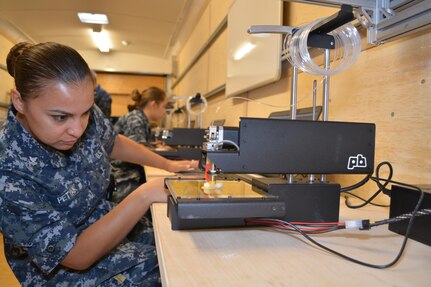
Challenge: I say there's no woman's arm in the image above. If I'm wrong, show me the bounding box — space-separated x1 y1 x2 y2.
60 178 166 270
61 135 198 270
109 134 197 172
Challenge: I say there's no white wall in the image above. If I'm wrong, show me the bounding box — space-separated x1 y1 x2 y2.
79 50 171 74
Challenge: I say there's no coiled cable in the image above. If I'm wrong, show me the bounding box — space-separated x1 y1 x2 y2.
282 18 361 76
186 94 208 116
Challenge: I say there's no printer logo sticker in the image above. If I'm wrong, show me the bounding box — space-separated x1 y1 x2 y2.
347 154 367 170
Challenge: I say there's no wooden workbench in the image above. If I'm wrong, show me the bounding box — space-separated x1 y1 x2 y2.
151 201 431 287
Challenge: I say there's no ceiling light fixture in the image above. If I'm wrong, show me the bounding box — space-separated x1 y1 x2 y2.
78 12 109 24
92 27 112 53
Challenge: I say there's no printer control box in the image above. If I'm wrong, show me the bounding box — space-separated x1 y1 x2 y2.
389 185 431 247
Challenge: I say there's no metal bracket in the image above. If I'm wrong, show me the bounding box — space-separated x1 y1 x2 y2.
249 4 355 49
284 0 431 45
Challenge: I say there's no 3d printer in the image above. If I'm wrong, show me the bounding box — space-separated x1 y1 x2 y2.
165 5 375 230
154 93 208 160
154 127 205 160
166 118 375 230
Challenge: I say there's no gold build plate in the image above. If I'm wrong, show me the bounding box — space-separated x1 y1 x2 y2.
166 179 275 200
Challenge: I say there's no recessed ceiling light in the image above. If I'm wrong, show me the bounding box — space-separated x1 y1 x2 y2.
78 13 109 24
92 29 112 53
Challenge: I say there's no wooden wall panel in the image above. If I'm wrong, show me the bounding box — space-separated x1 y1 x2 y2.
0 233 20 286
208 29 227 91
177 6 210 74
209 0 232 33
286 2 336 25
96 73 165 94
173 0 229 102
0 68 12 122
171 53 209 128
203 92 248 127
176 53 209 98
328 31 431 190
0 35 14 120
0 69 12 104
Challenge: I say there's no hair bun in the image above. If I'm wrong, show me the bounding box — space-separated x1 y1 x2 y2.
131 89 142 102
6 42 33 77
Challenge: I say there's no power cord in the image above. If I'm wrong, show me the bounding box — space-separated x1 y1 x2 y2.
340 173 371 193
248 179 427 269
342 161 392 208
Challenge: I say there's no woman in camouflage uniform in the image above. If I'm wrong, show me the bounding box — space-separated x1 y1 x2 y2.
111 87 168 203
0 42 193 286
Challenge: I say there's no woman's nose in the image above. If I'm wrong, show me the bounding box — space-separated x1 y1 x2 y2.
67 117 87 137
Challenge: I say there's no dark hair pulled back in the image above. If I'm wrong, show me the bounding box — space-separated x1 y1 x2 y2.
131 87 166 109
6 42 91 100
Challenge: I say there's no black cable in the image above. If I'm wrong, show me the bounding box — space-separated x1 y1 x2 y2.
343 161 393 209
340 173 371 192
344 189 388 209
372 208 431 227
325 181 423 268
255 180 425 269
343 191 389 207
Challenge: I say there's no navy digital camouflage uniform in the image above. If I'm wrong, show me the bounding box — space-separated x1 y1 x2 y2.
0 105 160 286
94 84 112 118
111 109 152 203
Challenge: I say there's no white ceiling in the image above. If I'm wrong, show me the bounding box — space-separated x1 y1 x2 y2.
0 0 208 60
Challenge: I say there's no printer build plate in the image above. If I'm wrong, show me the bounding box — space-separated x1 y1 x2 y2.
167 178 273 200
166 179 286 230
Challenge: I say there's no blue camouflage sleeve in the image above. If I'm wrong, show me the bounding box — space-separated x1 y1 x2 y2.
94 86 112 118
0 173 78 274
117 112 151 145
91 105 118 154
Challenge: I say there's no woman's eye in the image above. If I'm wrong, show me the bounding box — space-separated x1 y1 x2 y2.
52 115 67 121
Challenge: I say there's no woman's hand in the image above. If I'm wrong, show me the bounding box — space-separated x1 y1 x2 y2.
136 178 168 203
166 159 199 173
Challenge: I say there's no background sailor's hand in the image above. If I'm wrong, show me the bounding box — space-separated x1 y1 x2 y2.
166 159 199 173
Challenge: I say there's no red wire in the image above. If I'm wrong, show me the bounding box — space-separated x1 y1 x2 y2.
290 221 343 225
246 218 344 233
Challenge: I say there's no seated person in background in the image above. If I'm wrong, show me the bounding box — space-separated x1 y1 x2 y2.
111 87 181 203
91 70 112 118
1 42 196 286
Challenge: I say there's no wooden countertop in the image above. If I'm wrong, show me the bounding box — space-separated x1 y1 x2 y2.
151 201 431 287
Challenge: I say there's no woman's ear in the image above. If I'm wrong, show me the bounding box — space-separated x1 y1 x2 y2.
151 100 157 106
10 89 25 113
148 100 158 109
